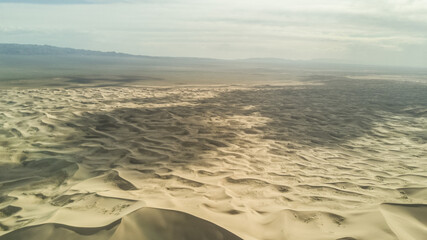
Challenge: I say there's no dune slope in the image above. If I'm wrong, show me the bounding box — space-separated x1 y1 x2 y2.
0 207 241 240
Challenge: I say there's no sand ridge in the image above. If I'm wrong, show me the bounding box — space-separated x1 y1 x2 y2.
0 207 243 240
0 79 426 239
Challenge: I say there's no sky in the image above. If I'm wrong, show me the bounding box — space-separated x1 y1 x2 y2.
0 0 426 67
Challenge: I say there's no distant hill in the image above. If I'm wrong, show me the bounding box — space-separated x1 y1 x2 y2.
0 43 393 68
0 43 420 86
0 43 135 57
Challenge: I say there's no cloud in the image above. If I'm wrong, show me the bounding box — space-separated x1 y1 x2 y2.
0 0 128 4
0 0 426 67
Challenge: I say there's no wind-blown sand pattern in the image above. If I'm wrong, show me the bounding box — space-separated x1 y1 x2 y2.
0 79 426 240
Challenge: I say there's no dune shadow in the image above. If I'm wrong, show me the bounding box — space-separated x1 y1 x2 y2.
60 78 427 171
244 79 427 146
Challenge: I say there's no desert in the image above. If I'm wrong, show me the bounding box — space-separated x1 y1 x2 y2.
0 73 426 239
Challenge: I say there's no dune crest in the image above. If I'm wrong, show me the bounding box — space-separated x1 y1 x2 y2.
0 207 242 240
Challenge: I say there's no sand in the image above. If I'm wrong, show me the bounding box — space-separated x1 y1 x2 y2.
0 79 426 240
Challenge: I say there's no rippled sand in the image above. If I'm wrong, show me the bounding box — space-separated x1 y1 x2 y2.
0 79 426 240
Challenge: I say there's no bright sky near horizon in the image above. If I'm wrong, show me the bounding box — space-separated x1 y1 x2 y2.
0 0 426 67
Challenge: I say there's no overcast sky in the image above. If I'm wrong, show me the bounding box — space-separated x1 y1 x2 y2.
0 0 426 67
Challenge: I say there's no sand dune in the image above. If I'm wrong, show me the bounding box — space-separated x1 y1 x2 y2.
0 207 242 240
380 203 427 240
0 79 426 239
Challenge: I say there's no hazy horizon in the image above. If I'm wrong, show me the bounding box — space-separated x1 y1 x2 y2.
1 0 426 68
